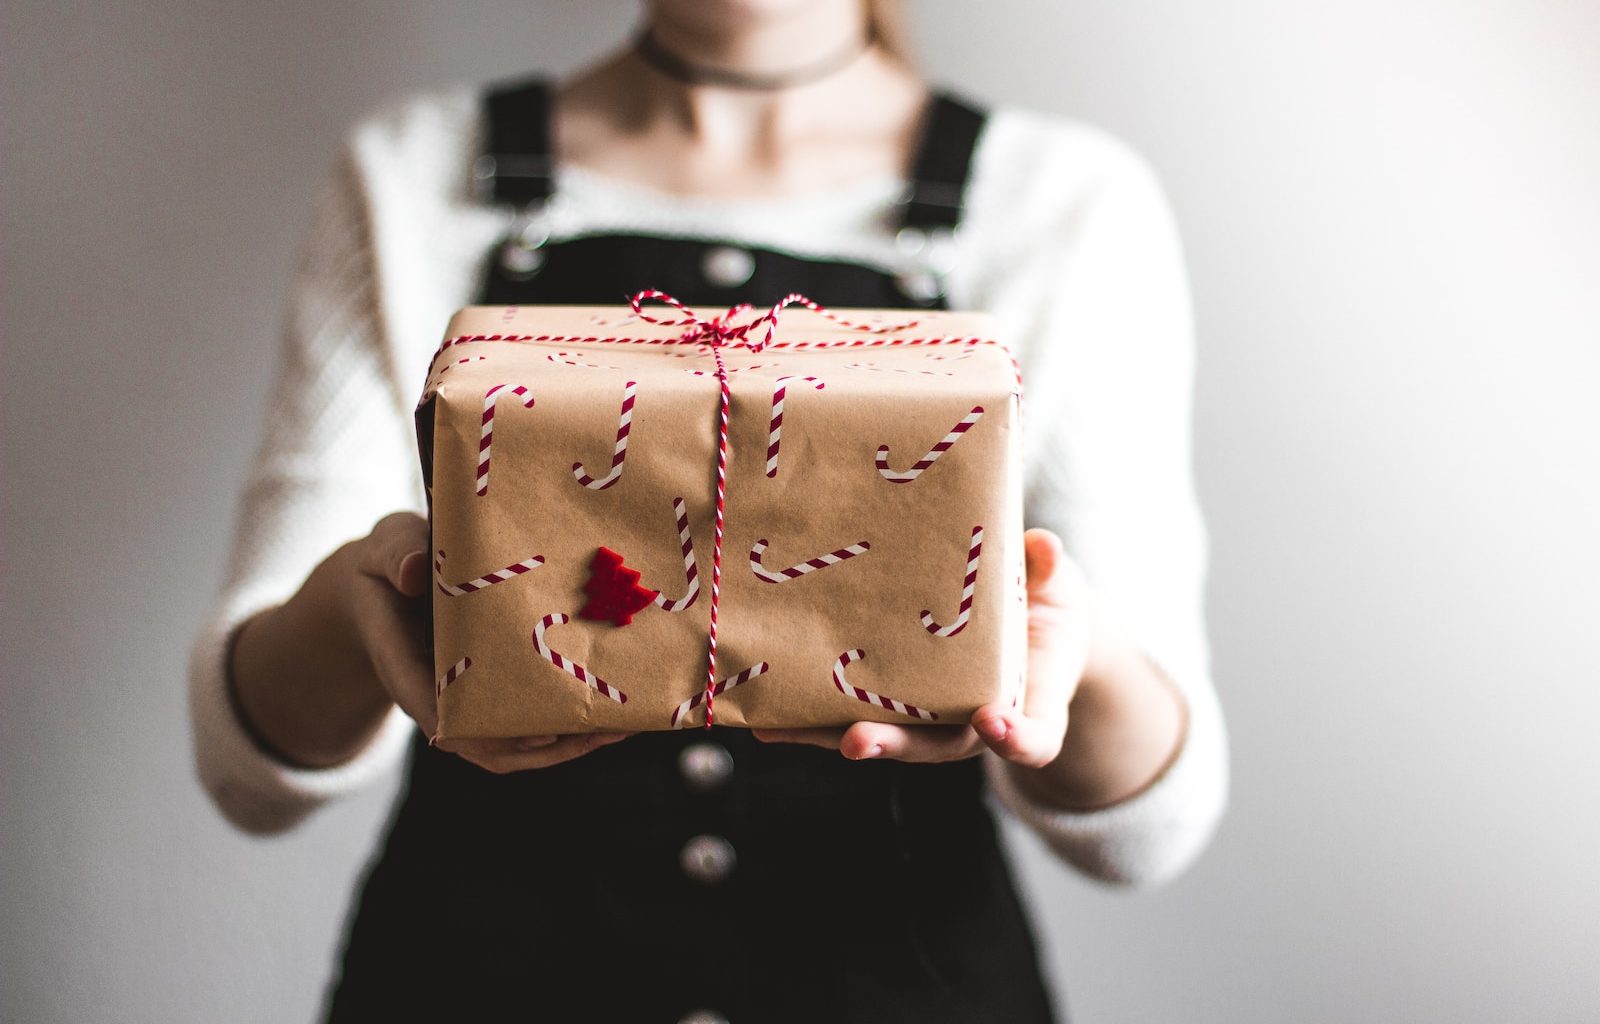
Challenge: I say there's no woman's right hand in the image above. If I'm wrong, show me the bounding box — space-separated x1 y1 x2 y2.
230 511 631 774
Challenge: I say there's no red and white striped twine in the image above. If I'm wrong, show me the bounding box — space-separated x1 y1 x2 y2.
433 549 544 597
571 379 636 490
765 375 824 479
701 341 733 724
749 538 870 583
920 526 983 637
532 613 628 704
669 661 769 728
476 384 535 497
649 496 700 612
876 405 985 484
831 649 938 721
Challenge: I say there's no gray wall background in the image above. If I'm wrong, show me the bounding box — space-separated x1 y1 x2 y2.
5 2 1598 1021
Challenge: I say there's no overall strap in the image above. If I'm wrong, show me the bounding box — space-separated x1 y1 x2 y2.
901 91 987 232
477 77 988 227
479 77 555 208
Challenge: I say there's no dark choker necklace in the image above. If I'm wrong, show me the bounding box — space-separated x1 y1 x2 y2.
634 29 866 91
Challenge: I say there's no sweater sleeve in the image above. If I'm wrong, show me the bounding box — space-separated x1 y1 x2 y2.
188 147 421 835
970 130 1229 886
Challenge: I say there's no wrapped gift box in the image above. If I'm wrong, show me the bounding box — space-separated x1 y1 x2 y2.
416 302 1026 739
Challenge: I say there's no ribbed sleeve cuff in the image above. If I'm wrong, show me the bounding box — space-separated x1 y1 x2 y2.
187 588 414 835
984 669 1228 887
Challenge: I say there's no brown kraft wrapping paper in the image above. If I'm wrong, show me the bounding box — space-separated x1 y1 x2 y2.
416 304 1027 740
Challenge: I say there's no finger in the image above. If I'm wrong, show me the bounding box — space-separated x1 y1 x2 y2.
360 606 439 736
752 727 846 750
1022 529 1089 724
840 721 984 763
348 563 437 734
435 735 560 756
1024 527 1060 589
449 732 631 774
357 512 431 597
971 703 1067 768
1025 528 1081 608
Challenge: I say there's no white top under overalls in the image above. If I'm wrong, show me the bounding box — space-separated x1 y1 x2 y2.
188 82 1229 888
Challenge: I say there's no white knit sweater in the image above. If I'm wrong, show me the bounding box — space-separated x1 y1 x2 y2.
189 83 1227 886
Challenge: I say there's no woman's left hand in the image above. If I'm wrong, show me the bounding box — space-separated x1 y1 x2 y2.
753 528 1090 766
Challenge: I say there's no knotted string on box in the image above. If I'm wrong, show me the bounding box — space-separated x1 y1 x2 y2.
426 290 1016 727
624 291 919 724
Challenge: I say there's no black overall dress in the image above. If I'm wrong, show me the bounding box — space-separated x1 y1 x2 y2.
325 79 1058 1024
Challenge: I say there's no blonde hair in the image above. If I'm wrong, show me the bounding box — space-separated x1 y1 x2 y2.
865 0 915 68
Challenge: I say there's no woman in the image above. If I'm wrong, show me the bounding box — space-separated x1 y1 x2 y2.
191 1 1228 1020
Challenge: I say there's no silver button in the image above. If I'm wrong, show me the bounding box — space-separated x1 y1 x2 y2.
894 226 928 256
678 742 734 792
499 239 546 278
678 1011 730 1024
702 246 755 288
680 834 737 885
896 270 944 304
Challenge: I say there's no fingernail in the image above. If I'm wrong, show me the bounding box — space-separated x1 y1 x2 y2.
977 716 1008 742
515 736 557 751
852 744 883 760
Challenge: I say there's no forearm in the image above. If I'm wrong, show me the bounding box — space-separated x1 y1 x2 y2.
1009 603 1188 812
228 543 395 770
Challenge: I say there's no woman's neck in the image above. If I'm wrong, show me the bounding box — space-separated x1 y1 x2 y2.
646 0 868 82
556 5 926 201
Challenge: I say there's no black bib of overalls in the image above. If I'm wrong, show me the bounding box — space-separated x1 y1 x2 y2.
325 79 1057 1024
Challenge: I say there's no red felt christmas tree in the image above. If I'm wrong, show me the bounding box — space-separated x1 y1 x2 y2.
578 547 660 626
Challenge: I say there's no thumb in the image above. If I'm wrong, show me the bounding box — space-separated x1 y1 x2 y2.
1024 528 1072 609
359 512 431 598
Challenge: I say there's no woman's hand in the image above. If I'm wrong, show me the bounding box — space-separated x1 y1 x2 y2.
229 512 631 775
755 526 1188 810
752 528 1091 767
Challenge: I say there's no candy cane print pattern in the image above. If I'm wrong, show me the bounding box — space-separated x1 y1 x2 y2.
649 497 700 612
919 526 983 637
765 375 824 478
749 538 870 583
433 549 544 597
875 405 984 484
415 357 489 411
571 380 636 490
435 656 471 699
669 661 770 728
476 384 535 496
532 613 628 704
547 351 620 369
843 361 953 377
831 650 939 721
586 311 639 327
